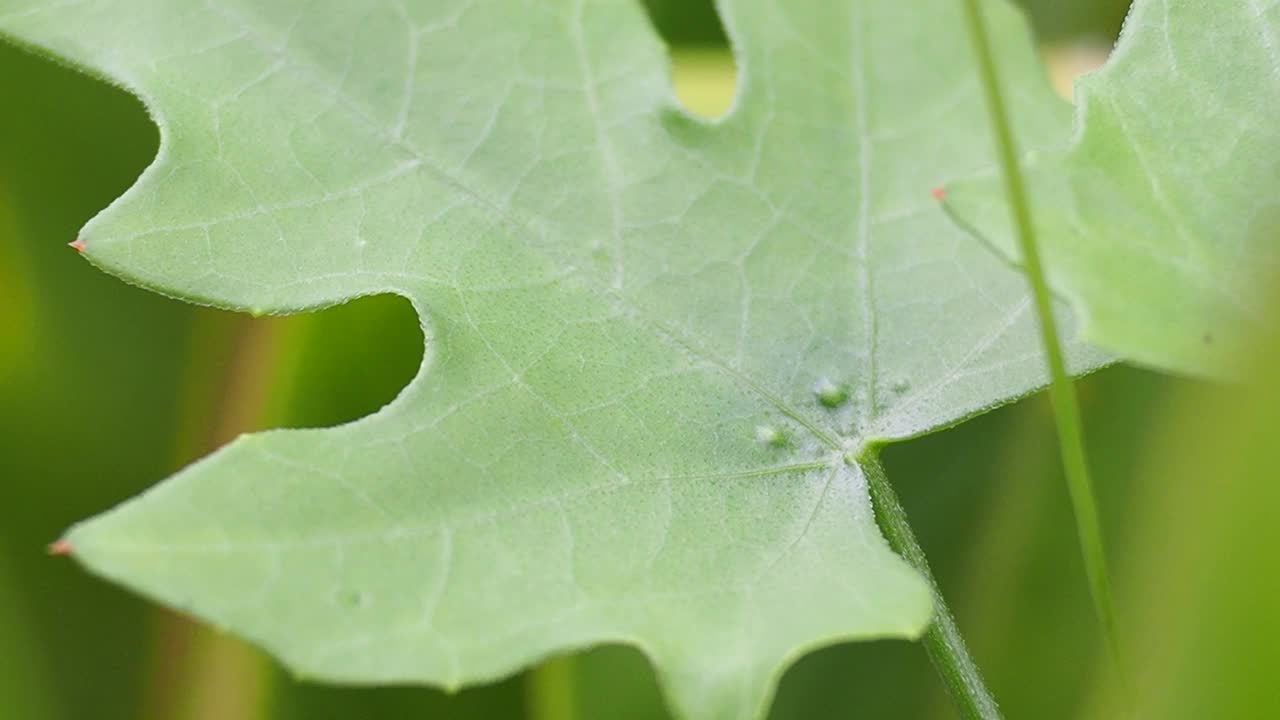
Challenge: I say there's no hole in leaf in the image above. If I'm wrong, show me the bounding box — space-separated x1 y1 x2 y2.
640 0 738 119
641 0 728 46
1040 41 1114 101
1013 0 1132 45
669 48 737 120
260 294 424 431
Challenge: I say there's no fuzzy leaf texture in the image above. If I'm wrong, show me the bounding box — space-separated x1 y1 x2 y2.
1 1 1101 718
947 0 1280 379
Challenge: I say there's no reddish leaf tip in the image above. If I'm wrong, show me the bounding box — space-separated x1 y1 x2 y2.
930 187 945 201
47 539 73 556
69 238 87 253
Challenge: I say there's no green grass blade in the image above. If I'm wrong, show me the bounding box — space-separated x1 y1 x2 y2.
956 0 1127 698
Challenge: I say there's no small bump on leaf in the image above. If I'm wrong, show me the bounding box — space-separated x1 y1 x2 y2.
755 425 785 447
814 380 848 408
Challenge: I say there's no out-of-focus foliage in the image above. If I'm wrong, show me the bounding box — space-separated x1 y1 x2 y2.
1092 295 1280 719
949 0 1280 378
0 37 171 720
1014 0 1131 41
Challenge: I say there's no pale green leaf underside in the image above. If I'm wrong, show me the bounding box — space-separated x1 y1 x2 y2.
2 1 1103 718
948 0 1280 379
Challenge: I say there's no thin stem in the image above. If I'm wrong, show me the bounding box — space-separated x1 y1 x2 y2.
526 656 576 720
957 0 1127 695
861 452 1002 720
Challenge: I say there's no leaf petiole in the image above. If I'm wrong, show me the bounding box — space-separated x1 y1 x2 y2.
861 452 1002 720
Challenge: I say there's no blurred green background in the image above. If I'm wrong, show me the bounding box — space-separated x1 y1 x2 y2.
3 1 1277 718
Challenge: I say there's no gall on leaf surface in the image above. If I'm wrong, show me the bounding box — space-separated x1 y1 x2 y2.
947 0 1280 379
0 0 1102 718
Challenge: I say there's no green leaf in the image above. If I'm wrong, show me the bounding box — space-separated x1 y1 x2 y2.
0 1 1102 717
946 0 1280 379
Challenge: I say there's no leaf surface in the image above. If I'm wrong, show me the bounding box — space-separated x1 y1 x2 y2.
0 1 1101 717
947 0 1280 378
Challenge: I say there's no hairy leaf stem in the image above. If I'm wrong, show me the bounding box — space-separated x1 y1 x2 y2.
862 453 1002 720
957 0 1127 696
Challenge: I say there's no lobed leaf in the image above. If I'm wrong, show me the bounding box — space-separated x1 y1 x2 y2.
947 0 1280 379
0 0 1103 717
